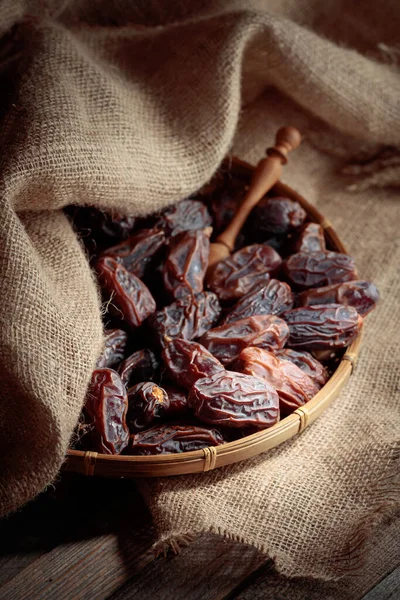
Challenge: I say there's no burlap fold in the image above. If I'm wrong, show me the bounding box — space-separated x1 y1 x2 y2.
0 0 399 581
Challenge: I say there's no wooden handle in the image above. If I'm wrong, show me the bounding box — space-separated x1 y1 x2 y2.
215 126 301 252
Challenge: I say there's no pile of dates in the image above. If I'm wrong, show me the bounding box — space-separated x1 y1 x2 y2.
67 167 379 456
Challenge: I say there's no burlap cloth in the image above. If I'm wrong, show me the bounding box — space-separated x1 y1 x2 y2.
0 0 399 582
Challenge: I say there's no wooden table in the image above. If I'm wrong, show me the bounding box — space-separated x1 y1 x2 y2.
0 474 398 600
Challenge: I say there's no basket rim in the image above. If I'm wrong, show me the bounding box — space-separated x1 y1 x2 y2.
65 156 363 474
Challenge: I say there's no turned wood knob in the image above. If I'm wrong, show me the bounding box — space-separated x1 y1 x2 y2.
266 126 302 165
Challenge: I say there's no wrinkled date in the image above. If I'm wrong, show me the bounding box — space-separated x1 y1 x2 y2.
163 338 225 390
236 348 318 414
188 370 280 429
161 385 188 415
223 279 294 324
96 257 156 329
127 382 169 432
283 251 357 289
297 280 379 316
130 423 225 454
293 223 326 253
275 348 329 389
200 314 289 365
100 228 165 278
163 229 210 299
96 329 128 368
248 196 306 236
283 304 363 350
85 368 129 454
207 244 282 303
155 199 212 237
150 291 221 346
118 349 160 388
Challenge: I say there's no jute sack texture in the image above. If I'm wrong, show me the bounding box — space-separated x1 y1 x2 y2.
0 0 399 580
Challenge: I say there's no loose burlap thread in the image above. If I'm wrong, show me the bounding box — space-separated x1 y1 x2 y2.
0 0 399 581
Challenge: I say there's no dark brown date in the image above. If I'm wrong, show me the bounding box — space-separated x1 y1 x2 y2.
127 382 169 432
96 257 156 329
150 291 221 347
207 244 282 303
100 228 165 278
275 348 329 388
130 423 225 454
188 370 280 429
236 348 318 414
283 304 363 350
200 314 289 365
223 279 294 324
155 199 212 236
163 229 210 299
118 349 160 388
96 329 128 368
85 368 129 454
283 251 358 290
293 223 326 253
248 196 306 236
163 338 225 390
161 385 188 415
297 280 379 316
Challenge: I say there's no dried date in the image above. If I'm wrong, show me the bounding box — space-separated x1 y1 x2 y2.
297 280 379 316
163 338 225 390
96 329 128 368
85 368 129 454
155 199 212 236
96 257 156 329
236 347 318 414
163 229 210 299
150 291 221 347
207 244 282 303
161 385 189 415
100 228 165 278
275 348 328 388
283 251 357 289
188 370 280 429
283 304 363 350
200 314 289 365
293 223 326 253
223 279 294 324
130 423 225 454
248 196 306 237
127 382 169 432
118 349 160 388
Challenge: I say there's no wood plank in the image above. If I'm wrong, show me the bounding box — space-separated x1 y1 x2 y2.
108 534 268 600
360 566 400 600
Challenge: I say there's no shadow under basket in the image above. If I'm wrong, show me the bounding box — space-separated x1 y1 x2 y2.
64 156 362 478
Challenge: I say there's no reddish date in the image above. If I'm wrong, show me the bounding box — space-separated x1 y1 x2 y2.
297 280 379 316
207 244 282 303
150 292 221 347
188 370 280 429
100 228 165 278
96 257 156 329
293 223 326 253
163 338 225 390
127 382 169 432
283 251 357 289
200 314 289 365
155 199 212 236
163 229 210 299
161 385 189 415
96 329 128 368
248 196 306 236
223 279 294 324
118 349 160 388
275 348 328 389
283 304 363 350
236 347 318 414
85 368 129 454
130 423 225 454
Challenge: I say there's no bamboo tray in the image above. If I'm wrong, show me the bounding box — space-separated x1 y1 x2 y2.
65 157 362 478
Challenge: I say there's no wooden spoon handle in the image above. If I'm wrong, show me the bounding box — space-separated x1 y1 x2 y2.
215 126 301 252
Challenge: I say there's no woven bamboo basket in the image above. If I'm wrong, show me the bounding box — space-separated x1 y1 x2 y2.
65 156 362 478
